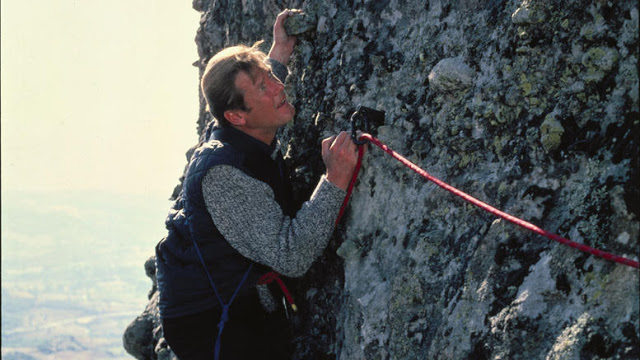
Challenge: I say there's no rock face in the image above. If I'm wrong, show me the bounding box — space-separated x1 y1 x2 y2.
125 0 639 359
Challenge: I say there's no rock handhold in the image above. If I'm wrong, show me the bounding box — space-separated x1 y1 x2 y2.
284 12 317 35
428 57 475 93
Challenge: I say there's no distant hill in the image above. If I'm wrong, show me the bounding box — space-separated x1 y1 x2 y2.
2 190 171 359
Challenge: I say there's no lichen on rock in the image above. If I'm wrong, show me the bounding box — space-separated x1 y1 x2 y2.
539 111 565 153
284 12 317 35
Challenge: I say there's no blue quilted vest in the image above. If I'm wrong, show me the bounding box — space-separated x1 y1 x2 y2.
155 124 295 319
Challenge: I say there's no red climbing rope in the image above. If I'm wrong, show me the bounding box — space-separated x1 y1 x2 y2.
336 133 639 269
335 144 366 225
258 272 298 312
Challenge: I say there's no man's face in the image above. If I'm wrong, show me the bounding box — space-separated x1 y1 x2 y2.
233 68 295 137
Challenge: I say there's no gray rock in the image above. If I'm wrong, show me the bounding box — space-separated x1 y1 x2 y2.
123 260 176 360
123 293 158 359
428 57 475 93
284 12 317 35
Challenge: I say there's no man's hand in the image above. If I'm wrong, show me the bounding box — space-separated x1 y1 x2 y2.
268 9 302 66
322 132 362 191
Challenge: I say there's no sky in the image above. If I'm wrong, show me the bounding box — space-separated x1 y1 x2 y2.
1 3 203 355
1 1 201 196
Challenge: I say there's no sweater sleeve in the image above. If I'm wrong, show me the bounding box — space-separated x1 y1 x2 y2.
202 165 345 277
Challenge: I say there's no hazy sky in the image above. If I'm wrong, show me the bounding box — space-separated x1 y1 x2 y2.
1 1 201 196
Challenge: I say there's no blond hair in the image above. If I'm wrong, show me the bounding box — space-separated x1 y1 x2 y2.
200 42 270 125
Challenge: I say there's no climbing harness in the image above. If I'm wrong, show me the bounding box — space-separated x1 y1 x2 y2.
337 109 639 269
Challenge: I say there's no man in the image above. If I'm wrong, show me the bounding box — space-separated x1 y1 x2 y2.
155 9 360 359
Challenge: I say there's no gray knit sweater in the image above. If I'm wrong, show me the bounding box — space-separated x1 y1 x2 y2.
202 163 345 310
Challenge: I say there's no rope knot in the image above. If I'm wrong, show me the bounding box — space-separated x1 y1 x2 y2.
218 305 230 330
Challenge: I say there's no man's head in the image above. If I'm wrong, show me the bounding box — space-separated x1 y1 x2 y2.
201 43 295 143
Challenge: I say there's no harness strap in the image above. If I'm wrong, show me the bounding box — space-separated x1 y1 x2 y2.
215 305 229 360
189 216 255 360
212 264 254 360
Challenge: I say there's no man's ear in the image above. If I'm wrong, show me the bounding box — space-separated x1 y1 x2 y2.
224 110 246 127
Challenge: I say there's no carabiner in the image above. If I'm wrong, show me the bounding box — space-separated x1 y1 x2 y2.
350 106 371 145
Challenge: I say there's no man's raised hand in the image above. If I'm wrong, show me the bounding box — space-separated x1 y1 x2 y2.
268 9 302 65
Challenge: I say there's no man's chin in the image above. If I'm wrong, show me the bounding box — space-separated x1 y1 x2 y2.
280 103 295 119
